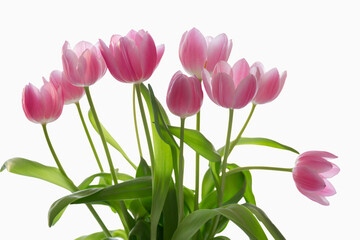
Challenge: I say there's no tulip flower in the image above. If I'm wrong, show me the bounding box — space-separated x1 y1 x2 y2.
50 70 84 104
22 80 64 124
99 29 165 84
250 62 287 104
62 41 107 87
201 59 257 109
292 151 339 205
179 28 232 78
166 71 203 118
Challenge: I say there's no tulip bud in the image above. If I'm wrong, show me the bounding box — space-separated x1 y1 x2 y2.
50 70 84 104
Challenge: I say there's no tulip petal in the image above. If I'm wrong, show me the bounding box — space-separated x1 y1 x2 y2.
293 166 326 192
297 187 330 206
22 84 43 123
250 62 265 81
99 39 124 81
140 33 157 81
166 73 191 117
296 156 333 173
156 44 165 67
232 59 250 87
232 74 257 109
320 163 340 178
187 76 203 116
253 68 280 104
319 179 336 196
206 34 230 72
213 61 232 76
212 72 235 108
298 151 338 160
201 69 215 103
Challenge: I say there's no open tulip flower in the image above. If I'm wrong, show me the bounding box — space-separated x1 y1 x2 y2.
99 29 165 84
2 28 339 240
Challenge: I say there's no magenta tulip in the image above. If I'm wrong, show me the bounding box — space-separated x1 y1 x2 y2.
201 59 257 109
292 151 339 205
50 70 84 105
250 62 287 104
179 28 232 79
99 30 165 84
62 41 107 87
22 80 64 124
166 71 203 118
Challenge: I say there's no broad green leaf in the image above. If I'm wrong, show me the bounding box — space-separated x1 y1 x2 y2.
243 203 285 240
136 157 151 178
171 204 267 240
168 126 221 162
1 158 74 191
128 219 151 240
218 137 299 155
163 180 178 240
75 229 127 240
201 168 215 200
142 84 174 240
88 109 136 169
78 172 133 190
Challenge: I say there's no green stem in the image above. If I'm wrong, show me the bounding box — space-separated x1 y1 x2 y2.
228 166 293 175
194 111 200 211
229 104 256 154
84 87 117 184
135 84 155 167
178 118 186 223
75 102 104 172
41 124 111 238
133 85 143 158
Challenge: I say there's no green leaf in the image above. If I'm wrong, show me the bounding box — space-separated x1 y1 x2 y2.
201 168 215 200
243 203 285 240
136 157 151 178
171 204 267 240
128 219 151 240
78 172 133 190
168 126 221 162
1 158 74 191
213 236 230 240
163 180 178 240
74 229 127 240
218 137 299 155
88 109 136 169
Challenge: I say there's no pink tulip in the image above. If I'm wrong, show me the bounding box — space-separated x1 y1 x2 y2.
22 80 64 124
292 151 339 205
250 62 287 104
201 59 257 109
179 28 232 79
50 70 84 105
99 30 165 84
62 41 107 87
167 71 203 118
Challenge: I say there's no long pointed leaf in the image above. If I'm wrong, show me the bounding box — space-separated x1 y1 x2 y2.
78 172 133 190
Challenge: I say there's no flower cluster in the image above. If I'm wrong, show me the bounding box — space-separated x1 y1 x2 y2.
6 28 339 240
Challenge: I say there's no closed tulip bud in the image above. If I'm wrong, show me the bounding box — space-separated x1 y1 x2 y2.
292 151 339 205
202 59 257 109
22 80 64 124
50 70 84 104
250 62 287 104
99 30 165 84
166 71 203 118
205 34 232 73
62 41 107 87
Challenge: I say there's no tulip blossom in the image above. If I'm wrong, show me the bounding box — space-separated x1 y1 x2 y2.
62 41 107 87
50 70 84 104
166 71 203 118
292 151 339 205
99 30 164 84
250 62 287 104
201 59 257 109
179 28 232 78
22 80 64 124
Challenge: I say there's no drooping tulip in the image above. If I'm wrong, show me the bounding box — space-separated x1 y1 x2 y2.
292 151 339 205
22 80 64 124
201 59 257 109
99 29 165 84
250 62 287 104
166 71 203 118
50 70 84 104
62 41 107 87
179 28 232 79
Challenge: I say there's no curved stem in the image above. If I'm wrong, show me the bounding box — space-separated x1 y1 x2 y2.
194 111 201 211
41 124 111 237
135 84 155 167
228 166 293 175
133 85 143 158
178 118 186 223
75 102 104 172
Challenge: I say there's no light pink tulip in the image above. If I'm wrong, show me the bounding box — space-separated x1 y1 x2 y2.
201 59 257 109
167 71 203 118
62 41 107 87
292 151 339 205
22 80 64 124
179 28 232 79
50 70 84 105
250 62 287 104
99 30 164 84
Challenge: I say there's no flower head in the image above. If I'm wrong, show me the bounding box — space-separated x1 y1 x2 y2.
22 80 64 124
166 71 203 118
99 29 164 84
62 41 107 87
292 151 339 205
50 70 84 104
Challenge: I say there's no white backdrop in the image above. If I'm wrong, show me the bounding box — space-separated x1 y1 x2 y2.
0 0 359 239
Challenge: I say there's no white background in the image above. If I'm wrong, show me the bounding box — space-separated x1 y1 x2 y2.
0 0 359 239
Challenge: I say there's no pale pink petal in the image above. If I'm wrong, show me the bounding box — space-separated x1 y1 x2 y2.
232 74 257 109
62 48 81 86
250 62 265 81
110 35 121 53
212 72 235 108
22 83 43 123
117 37 138 82
140 33 157 81
201 69 215 102
296 156 333 173
213 61 232 76
232 59 250 87
319 179 336 196
99 39 124 81
298 151 338 160
272 70 287 100
293 166 326 192
73 41 94 57
166 72 191 117
187 76 203 116
206 34 230 72
156 44 165 67
320 163 340 178
297 187 330 206
253 68 280 104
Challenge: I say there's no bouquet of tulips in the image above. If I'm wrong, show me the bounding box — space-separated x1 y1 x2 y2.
1 28 339 240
